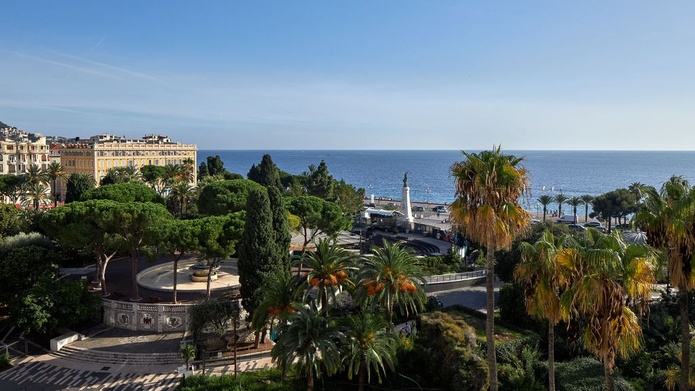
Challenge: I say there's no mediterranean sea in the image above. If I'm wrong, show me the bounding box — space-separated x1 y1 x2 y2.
199 150 695 211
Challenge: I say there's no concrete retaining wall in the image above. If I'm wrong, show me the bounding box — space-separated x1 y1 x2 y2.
424 270 486 293
50 331 84 352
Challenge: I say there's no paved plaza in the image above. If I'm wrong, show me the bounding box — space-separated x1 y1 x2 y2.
0 327 273 391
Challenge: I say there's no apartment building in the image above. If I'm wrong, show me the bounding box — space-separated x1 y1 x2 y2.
60 134 197 184
0 132 50 175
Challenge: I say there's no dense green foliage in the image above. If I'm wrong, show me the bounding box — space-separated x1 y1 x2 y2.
81 182 164 204
412 311 488 391
176 368 304 391
590 188 638 229
197 179 264 216
238 188 279 314
247 154 282 189
65 173 95 203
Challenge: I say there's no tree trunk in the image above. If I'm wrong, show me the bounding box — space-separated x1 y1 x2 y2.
604 361 613 391
131 255 140 301
307 366 314 391
206 263 215 299
486 244 498 391
680 288 690 391
548 319 555 391
359 360 366 391
172 255 179 304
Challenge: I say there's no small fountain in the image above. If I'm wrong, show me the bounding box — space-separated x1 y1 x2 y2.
189 262 220 282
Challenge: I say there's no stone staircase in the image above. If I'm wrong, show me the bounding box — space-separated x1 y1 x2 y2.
51 346 182 366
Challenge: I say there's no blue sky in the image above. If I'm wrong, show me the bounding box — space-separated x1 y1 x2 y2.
1 1 694 150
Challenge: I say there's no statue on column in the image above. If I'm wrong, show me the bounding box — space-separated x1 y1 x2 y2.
403 172 408 187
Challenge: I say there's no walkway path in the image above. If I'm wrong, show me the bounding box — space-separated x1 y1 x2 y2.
0 351 273 391
0 327 274 391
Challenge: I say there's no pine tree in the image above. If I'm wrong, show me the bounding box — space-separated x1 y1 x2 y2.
306 160 334 200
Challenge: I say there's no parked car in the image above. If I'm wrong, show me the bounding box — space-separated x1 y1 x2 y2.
567 224 587 232
433 206 448 213
557 214 577 224
412 206 425 212
584 221 602 228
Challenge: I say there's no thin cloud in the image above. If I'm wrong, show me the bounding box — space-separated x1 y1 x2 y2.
53 51 162 82
2 50 122 80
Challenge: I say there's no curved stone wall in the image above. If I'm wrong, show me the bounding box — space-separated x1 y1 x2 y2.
102 299 192 332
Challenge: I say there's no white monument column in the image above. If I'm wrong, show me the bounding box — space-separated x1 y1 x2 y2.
401 173 414 224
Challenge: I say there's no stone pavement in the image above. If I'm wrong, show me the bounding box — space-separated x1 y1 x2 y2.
0 327 274 391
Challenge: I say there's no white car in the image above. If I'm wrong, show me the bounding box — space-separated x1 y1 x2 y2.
433 206 448 213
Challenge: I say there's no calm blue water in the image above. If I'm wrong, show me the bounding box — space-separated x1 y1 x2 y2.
198 150 695 211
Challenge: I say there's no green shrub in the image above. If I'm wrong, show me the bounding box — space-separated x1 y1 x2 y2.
176 368 304 391
555 357 634 391
499 282 535 329
0 352 11 371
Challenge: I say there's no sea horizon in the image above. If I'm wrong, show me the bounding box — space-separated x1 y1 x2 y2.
198 150 695 209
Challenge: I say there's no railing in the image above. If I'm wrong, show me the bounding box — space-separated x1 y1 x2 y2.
424 270 486 284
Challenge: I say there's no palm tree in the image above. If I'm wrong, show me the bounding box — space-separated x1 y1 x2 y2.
23 181 51 210
44 162 67 207
634 176 695 391
568 196 581 225
341 310 399 391
357 240 425 328
272 303 344 391
515 230 567 391
299 239 355 310
450 146 530 391
538 195 553 222
251 267 301 335
557 230 656 391
180 344 195 370
23 164 44 186
182 158 196 183
554 193 568 217
168 181 196 217
580 194 594 223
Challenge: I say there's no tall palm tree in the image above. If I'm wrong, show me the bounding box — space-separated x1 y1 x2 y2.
272 303 344 391
635 176 695 391
450 146 531 391
44 162 67 207
23 181 51 210
538 195 553 222
251 267 301 334
554 193 568 217
299 239 354 310
580 194 594 223
168 181 197 217
557 230 656 391
357 240 425 328
515 230 567 391
340 310 399 391
568 196 581 225
182 158 196 183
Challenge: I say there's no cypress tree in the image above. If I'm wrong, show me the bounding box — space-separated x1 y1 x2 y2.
237 188 277 314
268 186 291 268
248 154 282 189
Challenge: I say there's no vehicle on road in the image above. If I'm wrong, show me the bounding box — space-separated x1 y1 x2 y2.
584 221 602 227
412 206 425 212
557 214 577 224
568 224 587 232
433 206 448 213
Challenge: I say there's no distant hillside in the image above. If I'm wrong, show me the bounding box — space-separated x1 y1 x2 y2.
0 120 14 129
